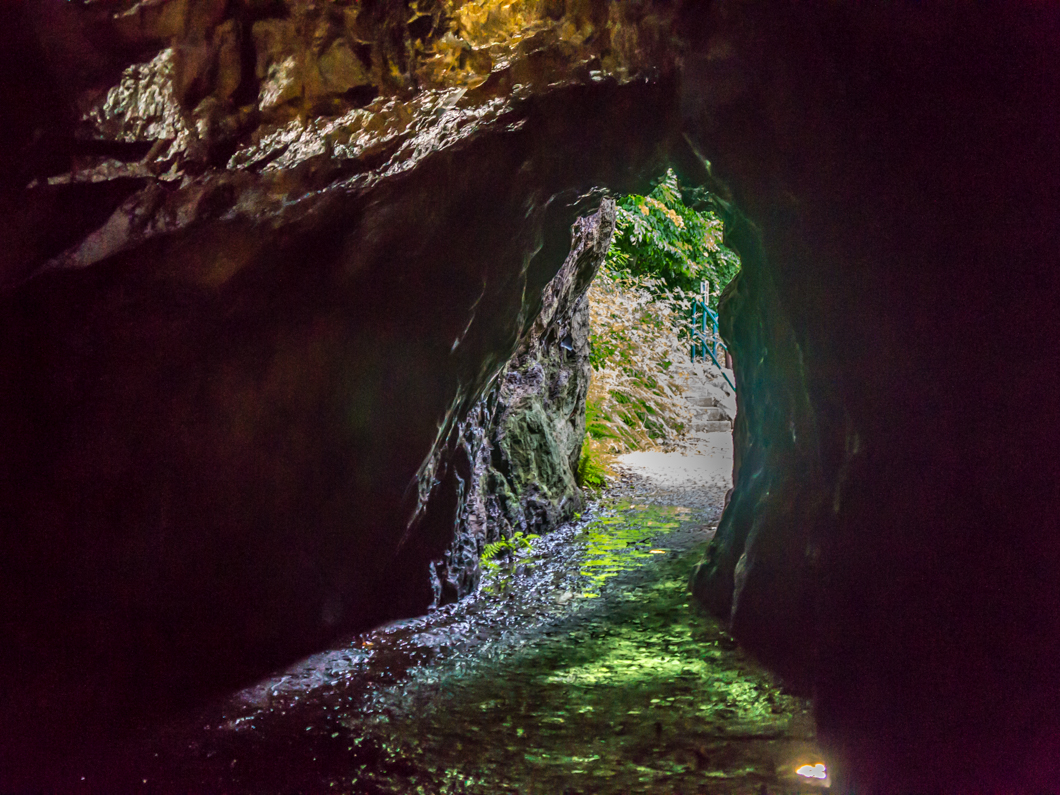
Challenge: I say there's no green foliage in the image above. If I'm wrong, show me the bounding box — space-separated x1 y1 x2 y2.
576 440 609 490
582 173 740 458
481 530 540 576
583 174 740 457
607 169 740 305
584 398 620 443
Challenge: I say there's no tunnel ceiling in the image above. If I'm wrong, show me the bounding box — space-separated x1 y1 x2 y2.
2 2 1060 792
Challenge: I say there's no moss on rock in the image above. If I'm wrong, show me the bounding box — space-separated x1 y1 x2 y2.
426 202 616 604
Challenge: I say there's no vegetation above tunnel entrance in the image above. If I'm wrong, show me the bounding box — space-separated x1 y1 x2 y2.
582 172 740 463
606 170 741 305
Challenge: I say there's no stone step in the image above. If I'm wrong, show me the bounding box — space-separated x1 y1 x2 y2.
687 395 718 408
697 407 727 421
685 389 725 400
692 420 733 433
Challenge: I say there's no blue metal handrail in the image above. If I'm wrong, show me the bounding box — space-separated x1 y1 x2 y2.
690 283 736 392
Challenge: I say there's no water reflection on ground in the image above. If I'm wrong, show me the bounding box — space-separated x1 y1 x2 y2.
66 436 826 793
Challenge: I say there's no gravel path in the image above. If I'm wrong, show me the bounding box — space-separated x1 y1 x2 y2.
609 431 733 514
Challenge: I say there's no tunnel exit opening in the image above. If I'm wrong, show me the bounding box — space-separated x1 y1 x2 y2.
580 168 741 484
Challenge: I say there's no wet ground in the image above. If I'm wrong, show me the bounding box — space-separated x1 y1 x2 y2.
56 434 828 794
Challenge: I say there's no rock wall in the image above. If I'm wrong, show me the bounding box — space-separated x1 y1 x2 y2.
3 1 1060 792
679 3 1060 792
421 201 613 605
691 209 826 691
0 0 676 777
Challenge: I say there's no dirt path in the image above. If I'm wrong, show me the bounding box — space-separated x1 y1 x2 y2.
56 435 828 794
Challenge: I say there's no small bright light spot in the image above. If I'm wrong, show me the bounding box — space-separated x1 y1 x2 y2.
796 763 828 780
649 549 668 554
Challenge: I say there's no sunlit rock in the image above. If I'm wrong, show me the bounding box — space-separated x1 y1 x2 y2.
432 202 615 603
0 0 676 781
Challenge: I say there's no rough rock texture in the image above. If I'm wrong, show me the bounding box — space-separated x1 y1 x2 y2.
427 201 613 605
681 4 1060 793
0 0 677 780
692 211 824 694
3 2 1060 793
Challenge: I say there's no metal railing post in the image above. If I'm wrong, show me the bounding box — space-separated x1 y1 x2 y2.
690 299 697 361
700 281 706 361
686 278 735 391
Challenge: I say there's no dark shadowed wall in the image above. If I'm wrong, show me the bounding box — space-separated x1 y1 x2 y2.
1 2 1058 792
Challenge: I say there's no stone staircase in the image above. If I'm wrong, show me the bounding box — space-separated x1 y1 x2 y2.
682 370 737 435
667 355 737 442
689 397 732 432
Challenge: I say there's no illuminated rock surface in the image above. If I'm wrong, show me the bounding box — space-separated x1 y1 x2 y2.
2 2 1059 792
426 202 614 606
0 1 676 781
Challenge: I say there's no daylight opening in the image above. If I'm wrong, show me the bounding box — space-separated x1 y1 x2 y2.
579 169 741 487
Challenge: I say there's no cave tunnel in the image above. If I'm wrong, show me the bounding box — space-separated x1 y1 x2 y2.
1 1 1059 793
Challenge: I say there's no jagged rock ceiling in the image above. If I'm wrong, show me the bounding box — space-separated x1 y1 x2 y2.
1 2 1058 792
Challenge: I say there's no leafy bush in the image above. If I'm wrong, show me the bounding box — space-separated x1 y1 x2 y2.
608 169 740 306
576 442 610 490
